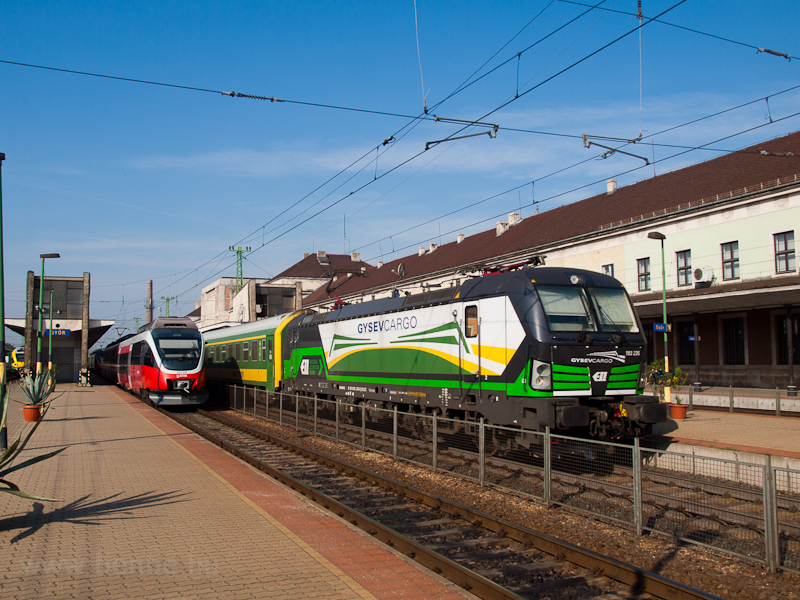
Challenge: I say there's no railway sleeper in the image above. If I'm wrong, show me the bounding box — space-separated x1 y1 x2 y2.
473 558 563 579
411 526 485 540
427 536 508 551
506 574 608 597
373 511 442 523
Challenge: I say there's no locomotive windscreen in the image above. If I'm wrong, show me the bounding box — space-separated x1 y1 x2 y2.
537 285 638 333
152 330 203 370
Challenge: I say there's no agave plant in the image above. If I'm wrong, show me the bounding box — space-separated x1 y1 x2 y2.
0 390 65 501
18 369 57 406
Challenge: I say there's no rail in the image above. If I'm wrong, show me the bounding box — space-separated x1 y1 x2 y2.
213 382 800 574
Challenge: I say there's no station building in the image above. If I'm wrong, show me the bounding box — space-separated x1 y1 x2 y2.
298 131 800 390
193 252 371 330
5 272 114 383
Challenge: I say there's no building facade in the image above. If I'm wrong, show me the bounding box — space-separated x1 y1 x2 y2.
298 131 800 390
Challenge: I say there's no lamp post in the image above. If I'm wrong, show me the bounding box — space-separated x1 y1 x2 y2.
36 253 60 377
647 231 670 403
0 152 6 449
47 289 54 373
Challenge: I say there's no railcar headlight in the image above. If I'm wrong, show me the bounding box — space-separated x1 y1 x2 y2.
531 359 551 390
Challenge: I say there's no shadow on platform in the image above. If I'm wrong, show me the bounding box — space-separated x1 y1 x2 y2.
1 490 190 544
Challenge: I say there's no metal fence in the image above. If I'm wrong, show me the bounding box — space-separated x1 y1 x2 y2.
214 384 799 574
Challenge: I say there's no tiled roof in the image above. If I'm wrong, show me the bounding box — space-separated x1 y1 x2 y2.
303 131 800 307
271 253 373 280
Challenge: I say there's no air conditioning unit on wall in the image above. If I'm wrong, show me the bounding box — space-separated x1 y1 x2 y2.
693 266 714 283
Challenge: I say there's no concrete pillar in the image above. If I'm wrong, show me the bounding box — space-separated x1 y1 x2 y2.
24 270 34 373
79 272 90 386
146 279 153 324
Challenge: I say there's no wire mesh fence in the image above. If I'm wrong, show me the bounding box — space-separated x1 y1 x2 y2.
214 384 798 574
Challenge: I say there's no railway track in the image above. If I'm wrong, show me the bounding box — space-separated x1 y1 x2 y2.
231 392 800 564
157 404 723 600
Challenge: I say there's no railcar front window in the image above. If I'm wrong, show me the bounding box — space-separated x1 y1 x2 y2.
152 332 202 370
587 287 639 333
537 286 596 332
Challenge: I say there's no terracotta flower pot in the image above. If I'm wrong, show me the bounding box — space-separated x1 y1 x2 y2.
23 404 42 422
669 403 688 420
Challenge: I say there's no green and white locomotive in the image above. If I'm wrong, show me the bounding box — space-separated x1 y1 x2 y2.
203 266 667 441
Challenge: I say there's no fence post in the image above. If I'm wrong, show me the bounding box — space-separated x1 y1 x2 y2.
265 390 270 421
432 414 438 472
295 394 299 430
688 386 694 411
633 437 643 536
544 427 552 507
393 406 398 459
729 385 734 413
335 401 340 440
253 388 257 415
279 392 283 426
763 455 779 573
361 404 366 449
479 418 485 487
314 397 318 434
776 387 782 417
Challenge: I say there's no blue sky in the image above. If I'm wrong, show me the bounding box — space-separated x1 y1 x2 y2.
2 0 799 348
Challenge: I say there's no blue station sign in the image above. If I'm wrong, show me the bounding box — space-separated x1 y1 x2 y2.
653 323 671 333
46 329 71 337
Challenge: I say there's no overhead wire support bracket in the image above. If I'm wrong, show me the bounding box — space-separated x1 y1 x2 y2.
582 133 650 165
757 48 792 61
426 117 499 151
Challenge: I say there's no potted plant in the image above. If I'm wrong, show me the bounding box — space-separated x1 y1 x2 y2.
1 389 65 501
18 368 57 422
670 395 688 419
647 359 688 419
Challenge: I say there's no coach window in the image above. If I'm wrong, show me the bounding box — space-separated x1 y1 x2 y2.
242 341 249 362
235 343 241 361
142 345 155 368
220 346 226 361
254 340 260 362
227 344 233 361
268 339 273 361
262 339 267 361
465 306 478 337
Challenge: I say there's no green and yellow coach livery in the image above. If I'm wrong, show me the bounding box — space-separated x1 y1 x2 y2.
203 266 667 440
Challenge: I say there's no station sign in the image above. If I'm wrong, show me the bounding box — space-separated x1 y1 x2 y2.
688 335 701 342
653 323 671 333
46 329 71 337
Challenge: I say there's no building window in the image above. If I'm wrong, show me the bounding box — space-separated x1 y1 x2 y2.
602 264 614 278
678 322 695 365
676 250 692 286
637 258 651 292
775 231 796 273
723 317 745 365
722 242 739 280
776 316 800 365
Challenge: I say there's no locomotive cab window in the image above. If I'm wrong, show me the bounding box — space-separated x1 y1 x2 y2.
465 306 478 338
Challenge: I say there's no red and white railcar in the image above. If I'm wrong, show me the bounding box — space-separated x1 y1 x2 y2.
99 317 208 406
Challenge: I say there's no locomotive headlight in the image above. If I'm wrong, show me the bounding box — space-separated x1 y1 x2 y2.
531 359 551 390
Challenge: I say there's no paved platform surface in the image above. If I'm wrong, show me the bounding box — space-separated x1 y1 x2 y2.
0 383 475 600
652 406 800 459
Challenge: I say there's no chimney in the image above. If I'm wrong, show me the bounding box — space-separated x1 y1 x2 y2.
377 261 384 268
607 179 617 195
419 247 426 256
457 233 464 244
508 212 520 226
429 243 437 253
351 252 361 262
195 300 200 309
303 252 309 259
496 221 509 236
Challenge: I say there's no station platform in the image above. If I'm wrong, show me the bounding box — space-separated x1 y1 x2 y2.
0 384 475 600
651 403 800 460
